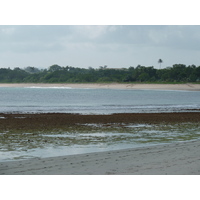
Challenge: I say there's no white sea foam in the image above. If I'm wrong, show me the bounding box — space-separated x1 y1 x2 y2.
25 86 72 89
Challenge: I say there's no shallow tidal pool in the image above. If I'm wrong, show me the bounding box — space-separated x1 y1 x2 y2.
0 122 200 162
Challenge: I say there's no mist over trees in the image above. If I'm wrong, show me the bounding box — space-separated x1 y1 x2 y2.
0 64 200 83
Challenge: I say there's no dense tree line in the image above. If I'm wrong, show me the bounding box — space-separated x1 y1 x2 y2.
0 64 200 83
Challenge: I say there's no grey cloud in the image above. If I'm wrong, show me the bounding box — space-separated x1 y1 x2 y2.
0 25 71 53
146 25 200 51
1 25 200 69
2 25 200 53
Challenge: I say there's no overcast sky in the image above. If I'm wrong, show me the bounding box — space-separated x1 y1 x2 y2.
1 25 200 69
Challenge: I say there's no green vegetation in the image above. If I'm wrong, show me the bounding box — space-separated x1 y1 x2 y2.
0 64 200 83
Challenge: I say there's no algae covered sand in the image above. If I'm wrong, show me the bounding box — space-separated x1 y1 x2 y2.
0 112 200 161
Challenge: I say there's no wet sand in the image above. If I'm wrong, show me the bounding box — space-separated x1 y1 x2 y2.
0 83 200 91
1 139 200 175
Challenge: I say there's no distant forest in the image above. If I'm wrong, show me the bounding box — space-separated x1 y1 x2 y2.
0 64 200 83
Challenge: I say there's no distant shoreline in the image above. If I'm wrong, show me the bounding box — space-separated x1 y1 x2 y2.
0 83 200 91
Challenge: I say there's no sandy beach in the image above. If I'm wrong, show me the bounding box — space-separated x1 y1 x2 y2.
0 83 200 91
1 139 200 175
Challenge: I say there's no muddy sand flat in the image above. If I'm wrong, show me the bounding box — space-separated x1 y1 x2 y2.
1 112 200 130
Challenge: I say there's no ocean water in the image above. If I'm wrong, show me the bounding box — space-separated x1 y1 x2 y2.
0 86 200 114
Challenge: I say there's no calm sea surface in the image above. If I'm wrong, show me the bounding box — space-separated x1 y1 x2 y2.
1 87 200 161
0 86 200 114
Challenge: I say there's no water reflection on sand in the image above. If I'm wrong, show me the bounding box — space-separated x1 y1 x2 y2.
0 122 200 162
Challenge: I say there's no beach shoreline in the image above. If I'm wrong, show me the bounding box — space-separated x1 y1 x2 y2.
1 139 200 175
0 83 200 91
1 112 200 175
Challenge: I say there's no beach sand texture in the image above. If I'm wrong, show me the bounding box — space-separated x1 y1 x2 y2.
0 83 200 91
1 140 200 175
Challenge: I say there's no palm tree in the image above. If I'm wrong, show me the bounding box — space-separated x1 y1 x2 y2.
158 59 163 69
